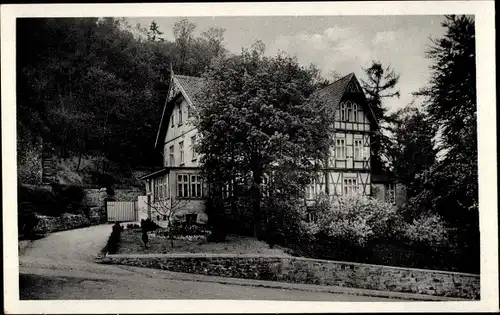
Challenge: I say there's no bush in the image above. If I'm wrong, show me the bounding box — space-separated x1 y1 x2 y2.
308 194 399 247
102 222 122 254
403 213 450 248
263 196 308 247
140 219 159 232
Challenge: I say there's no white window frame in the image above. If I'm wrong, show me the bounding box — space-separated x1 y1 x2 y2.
354 139 364 161
191 136 197 160
190 175 203 198
346 101 353 122
336 138 346 160
179 141 184 165
343 178 358 196
169 145 175 166
177 174 189 198
178 106 183 125
352 103 358 122
306 178 317 200
339 102 346 121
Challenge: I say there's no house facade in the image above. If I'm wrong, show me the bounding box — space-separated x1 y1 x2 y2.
140 72 403 226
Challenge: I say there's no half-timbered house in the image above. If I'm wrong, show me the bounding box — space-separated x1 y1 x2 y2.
139 71 402 226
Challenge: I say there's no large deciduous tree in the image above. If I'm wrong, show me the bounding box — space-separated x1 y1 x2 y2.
360 62 400 174
196 43 333 239
388 107 437 200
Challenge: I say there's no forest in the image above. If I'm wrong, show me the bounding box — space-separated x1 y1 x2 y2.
17 17 226 187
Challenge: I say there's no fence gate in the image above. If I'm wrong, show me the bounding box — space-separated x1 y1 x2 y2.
106 201 137 222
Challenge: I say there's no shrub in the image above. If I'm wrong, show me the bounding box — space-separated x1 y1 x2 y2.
263 196 308 247
307 194 399 247
403 213 450 248
140 218 159 232
52 184 86 214
102 222 122 254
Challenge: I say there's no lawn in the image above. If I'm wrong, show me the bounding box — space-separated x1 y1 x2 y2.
116 228 290 256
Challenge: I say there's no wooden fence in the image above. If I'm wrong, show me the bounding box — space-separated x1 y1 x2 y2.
106 201 137 222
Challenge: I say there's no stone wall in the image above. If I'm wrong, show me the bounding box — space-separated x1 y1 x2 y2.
98 254 480 300
33 213 91 234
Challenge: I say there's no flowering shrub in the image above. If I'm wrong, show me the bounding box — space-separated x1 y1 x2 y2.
403 213 450 248
306 193 399 247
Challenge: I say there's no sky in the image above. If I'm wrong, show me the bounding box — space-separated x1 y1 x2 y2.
126 15 447 112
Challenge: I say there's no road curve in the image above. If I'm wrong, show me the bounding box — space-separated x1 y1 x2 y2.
19 224 396 301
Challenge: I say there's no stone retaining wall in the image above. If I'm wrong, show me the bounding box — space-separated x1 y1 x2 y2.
98 254 480 299
33 213 91 234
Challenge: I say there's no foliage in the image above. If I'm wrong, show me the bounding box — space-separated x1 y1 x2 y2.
359 62 400 174
17 18 228 186
387 107 437 198
140 218 160 232
17 141 43 185
196 42 333 238
262 196 308 247
403 213 450 248
102 222 123 254
413 15 477 226
306 194 400 247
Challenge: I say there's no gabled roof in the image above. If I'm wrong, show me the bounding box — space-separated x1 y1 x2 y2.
314 72 378 127
315 73 355 110
174 75 206 108
154 74 206 149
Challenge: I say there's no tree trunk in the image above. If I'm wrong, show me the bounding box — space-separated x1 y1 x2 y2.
251 166 262 239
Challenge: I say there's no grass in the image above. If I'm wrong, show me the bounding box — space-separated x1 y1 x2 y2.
116 228 290 256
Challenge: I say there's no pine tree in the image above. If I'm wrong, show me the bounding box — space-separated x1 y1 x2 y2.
360 62 400 174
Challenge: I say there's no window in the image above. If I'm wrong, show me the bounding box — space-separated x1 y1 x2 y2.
191 136 197 160
346 101 353 122
307 211 318 223
179 141 184 165
190 175 202 198
386 183 396 204
177 174 189 198
169 145 175 166
336 139 346 160
177 173 204 198
171 115 174 128
354 140 363 160
343 178 358 196
188 104 193 118
339 102 346 121
305 178 317 200
352 103 358 122
178 106 183 125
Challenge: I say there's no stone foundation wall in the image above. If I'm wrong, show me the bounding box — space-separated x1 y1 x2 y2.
98 254 480 299
33 213 91 234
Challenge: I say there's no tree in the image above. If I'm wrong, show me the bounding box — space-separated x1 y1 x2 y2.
147 20 164 42
196 43 333 239
173 19 196 74
146 197 189 248
360 62 401 174
388 106 437 199
414 15 477 224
